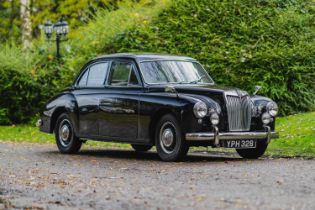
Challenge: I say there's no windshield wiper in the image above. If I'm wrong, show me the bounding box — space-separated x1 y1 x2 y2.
189 75 207 84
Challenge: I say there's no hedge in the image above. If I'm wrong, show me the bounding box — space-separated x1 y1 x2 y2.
0 0 314 124
108 0 315 115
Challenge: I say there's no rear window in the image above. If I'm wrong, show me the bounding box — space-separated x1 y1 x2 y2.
87 63 109 86
77 62 109 87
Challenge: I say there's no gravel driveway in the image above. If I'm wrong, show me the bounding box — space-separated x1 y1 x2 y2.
0 142 314 210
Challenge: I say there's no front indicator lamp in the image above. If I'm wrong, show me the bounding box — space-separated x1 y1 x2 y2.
210 112 219 125
262 112 272 125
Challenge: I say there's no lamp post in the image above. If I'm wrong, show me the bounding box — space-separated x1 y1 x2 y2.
43 18 69 60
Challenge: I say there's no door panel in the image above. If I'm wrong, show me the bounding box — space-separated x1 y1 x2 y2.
74 61 109 137
74 90 101 136
98 89 140 139
98 60 142 140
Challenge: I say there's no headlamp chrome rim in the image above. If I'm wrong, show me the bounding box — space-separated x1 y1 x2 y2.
266 101 278 117
193 101 207 118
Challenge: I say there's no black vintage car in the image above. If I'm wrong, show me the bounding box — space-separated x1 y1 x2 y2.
37 53 279 161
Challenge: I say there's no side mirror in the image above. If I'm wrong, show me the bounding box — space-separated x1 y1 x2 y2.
253 85 261 96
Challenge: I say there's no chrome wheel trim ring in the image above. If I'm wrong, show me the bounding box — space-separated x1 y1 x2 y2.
59 119 72 147
159 122 176 154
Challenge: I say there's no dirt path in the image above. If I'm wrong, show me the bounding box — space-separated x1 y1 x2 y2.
0 142 314 210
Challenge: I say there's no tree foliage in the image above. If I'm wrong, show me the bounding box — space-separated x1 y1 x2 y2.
0 0 20 42
0 0 314 125
0 0 118 43
0 0 168 124
108 0 315 115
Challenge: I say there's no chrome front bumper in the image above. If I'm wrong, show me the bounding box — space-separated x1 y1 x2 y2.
185 126 279 146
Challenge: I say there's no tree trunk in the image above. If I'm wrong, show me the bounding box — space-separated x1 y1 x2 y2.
8 0 16 40
20 0 32 49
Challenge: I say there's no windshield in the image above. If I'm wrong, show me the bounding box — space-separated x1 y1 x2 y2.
139 60 214 84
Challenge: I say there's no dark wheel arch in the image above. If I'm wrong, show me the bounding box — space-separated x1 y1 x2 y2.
149 108 181 145
50 107 67 133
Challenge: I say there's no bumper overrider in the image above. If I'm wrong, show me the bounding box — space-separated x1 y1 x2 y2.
185 126 279 146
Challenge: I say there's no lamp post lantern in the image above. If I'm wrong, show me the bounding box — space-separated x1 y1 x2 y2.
43 18 69 60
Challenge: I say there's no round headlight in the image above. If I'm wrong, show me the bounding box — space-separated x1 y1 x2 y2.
262 112 272 124
193 101 207 118
267 102 278 117
210 112 219 125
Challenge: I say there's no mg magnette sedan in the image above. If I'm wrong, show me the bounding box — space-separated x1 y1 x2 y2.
37 53 279 161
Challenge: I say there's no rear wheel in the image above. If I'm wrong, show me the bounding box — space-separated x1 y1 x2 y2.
236 139 268 159
155 114 189 161
55 113 82 154
131 144 152 152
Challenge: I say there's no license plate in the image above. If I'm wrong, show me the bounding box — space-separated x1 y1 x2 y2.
224 140 256 149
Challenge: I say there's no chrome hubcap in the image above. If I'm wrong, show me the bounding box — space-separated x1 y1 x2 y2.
60 125 70 141
161 128 174 147
59 119 71 147
159 122 176 154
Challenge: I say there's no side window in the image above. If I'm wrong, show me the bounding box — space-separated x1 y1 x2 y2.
78 70 88 86
86 62 109 86
108 62 139 86
129 69 139 85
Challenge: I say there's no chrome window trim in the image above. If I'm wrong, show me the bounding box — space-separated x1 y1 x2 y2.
138 60 215 85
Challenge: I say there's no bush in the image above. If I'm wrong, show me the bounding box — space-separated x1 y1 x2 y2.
0 0 170 125
0 42 64 124
109 0 315 115
0 108 10 125
1 0 314 124
0 68 40 124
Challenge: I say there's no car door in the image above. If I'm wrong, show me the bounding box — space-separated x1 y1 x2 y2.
73 61 110 137
98 59 141 140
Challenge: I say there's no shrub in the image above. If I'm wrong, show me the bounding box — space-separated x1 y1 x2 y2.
0 108 10 125
0 0 170 124
109 0 315 115
0 68 40 124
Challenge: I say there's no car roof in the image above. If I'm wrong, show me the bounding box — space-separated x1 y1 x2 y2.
95 53 196 62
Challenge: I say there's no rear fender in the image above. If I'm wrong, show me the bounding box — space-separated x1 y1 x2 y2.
40 93 79 133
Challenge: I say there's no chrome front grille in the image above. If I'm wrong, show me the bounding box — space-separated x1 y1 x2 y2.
226 94 252 131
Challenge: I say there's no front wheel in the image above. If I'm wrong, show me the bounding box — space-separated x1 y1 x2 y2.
155 114 189 161
236 139 268 159
55 113 82 154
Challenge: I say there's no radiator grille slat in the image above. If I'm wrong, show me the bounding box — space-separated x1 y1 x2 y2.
226 95 251 131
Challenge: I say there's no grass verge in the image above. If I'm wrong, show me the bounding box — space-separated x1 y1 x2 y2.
0 125 130 149
267 112 315 158
0 112 314 157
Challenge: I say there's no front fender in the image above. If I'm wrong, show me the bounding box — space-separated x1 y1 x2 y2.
251 95 275 117
250 95 277 131
176 93 222 134
178 94 221 114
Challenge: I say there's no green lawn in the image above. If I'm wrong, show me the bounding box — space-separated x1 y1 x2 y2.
0 112 314 157
267 112 315 158
0 125 130 149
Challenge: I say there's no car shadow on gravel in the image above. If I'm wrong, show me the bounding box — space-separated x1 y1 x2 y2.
46 149 247 163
